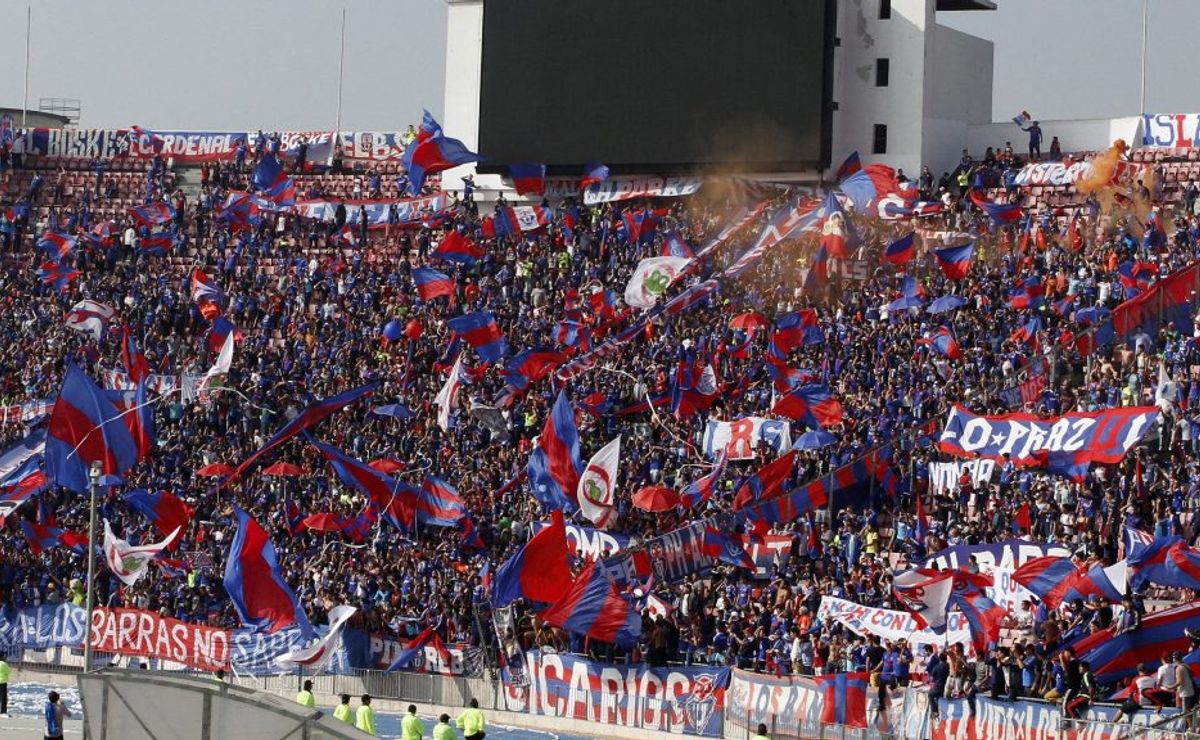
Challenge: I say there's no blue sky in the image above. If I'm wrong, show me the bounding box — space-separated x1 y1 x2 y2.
0 0 1196 130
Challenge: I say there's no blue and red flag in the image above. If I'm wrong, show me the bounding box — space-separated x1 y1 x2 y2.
251 154 296 206
36 261 79 291
969 190 1022 224
416 476 469 527
223 507 315 637
138 233 174 255
508 163 546 196
493 509 573 607
580 161 609 190
417 109 443 142
817 192 855 259
0 456 48 516
1008 316 1043 346
37 230 75 261
122 489 193 545
949 572 1005 654
771 384 844 430
680 450 728 509
120 325 150 383
733 451 797 509
661 231 694 259
1013 556 1124 609
385 626 452 672
838 164 900 212
20 519 88 556
834 151 862 182
432 229 485 264
105 381 155 461
764 357 818 393
538 561 642 648
883 232 916 267
1118 260 1157 297
919 326 962 360
504 348 567 395
701 527 755 570
310 437 413 531
484 206 521 240
403 134 483 196
128 202 173 228
1007 276 1045 310
526 390 584 512
230 382 379 483
208 316 241 353
413 266 456 302
129 125 164 152
45 364 141 493
932 242 974 280
191 268 224 319
670 352 718 421
219 192 261 232
553 320 589 349
589 289 619 321
445 312 508 362
769 309 822 359
815 673 869 728
1072 601 1200 684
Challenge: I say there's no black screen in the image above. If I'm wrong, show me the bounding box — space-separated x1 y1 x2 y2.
478 0 834 175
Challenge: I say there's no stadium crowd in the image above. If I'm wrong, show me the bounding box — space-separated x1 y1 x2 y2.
3 121 1200 717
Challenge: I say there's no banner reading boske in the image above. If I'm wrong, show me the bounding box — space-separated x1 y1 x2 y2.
89 608 230 672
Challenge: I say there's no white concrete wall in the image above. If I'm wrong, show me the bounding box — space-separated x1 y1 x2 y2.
921 22 993 174
441 0 508 196
831 0 933 177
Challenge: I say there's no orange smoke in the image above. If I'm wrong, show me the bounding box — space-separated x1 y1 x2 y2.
1075 139 1129 195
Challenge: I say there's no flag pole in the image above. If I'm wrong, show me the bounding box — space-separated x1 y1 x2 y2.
83 460 101 671
1139 0 1149 114
22 6 31 127
335 8 346 136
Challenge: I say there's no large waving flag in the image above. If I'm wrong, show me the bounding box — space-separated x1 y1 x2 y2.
580 161 610 190
310 438 413 531
815 673 869 729
385 626 453 672
892 568 955 631
1013 556 1125 609
833 151 862 182
122 489 193 545
527 390 584 512
538 561 641 648
932 242 974 281
251 153 296 206
105 381 155 461
37 230 76 261
504 348 568 396
403 134 483 196
432 229 485 264
103 519 179 586
839 164 900 212
769 309 822 359
20 519 88 556
969 190 1022 225
64 300 115 341
416 476 469 527
223 507 315 637
733 451 797 510
771 383 844 430
229 382 379 483
624 256 691 310
128 202 173 228
119 325 150 384
493 510 573 607
445 312 508 362
1072 601 1200 684
680 450 728 509
508 163 547 196
417 109 443 142
577 436 620 529
949 572 1006 654
45 364 141 493
36 262 79 291
919 326 962 360
701 527 755 570
0 458 47 521
883 232 916 267
413 266 455 302
817 192 856 259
